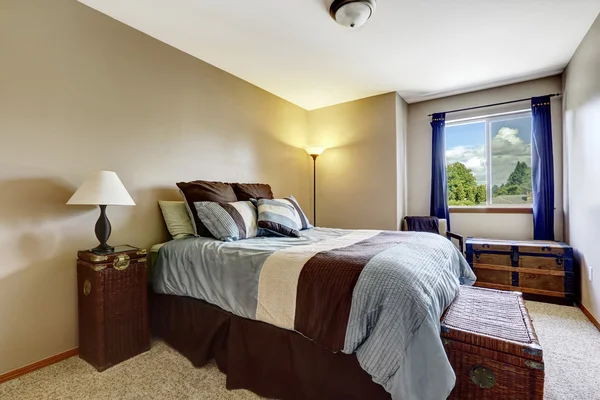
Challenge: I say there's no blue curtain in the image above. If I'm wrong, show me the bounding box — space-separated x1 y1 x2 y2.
430 112 450 230
531 96 555 240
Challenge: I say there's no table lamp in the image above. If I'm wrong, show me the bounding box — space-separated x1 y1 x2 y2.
67 171 135 254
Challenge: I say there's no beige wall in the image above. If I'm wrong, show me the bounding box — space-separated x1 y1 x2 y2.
0 0 310 374
307 93 404 230
563 14 600 320
396 93 408 224
406 76 564 240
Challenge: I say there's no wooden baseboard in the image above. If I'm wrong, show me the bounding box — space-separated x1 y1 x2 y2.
578 302 600 332
0 348 78 384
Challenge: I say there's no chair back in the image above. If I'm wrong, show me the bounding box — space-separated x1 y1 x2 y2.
401 217 445 234
402 217 462 253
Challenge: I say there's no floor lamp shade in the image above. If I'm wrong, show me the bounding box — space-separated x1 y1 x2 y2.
67 171 135 254
304 147 326 157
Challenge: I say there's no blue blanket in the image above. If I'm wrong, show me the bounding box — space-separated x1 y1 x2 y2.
153 228 476 399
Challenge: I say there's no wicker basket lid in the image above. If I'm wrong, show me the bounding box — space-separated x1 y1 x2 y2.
78 245 147 264
441 286 543 361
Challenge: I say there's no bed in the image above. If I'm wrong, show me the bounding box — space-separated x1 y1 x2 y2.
150 227 476 400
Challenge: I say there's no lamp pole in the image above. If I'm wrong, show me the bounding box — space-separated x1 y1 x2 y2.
311 154 318 226
304 147 326 227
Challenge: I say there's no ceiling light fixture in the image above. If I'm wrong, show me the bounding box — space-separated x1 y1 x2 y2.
329 0 376 29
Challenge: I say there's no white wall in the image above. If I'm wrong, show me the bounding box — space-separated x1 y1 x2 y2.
406 76 564 240
563 14 600 320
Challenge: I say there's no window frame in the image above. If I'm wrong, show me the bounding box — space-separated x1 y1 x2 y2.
445 109 533 212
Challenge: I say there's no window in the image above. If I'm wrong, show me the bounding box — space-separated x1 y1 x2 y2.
445 111 533 207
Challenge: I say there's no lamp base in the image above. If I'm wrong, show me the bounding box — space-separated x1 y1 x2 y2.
92 205 114 255
91 243 115 255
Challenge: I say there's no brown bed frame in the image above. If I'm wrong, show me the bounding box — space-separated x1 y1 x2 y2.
150 291 390 400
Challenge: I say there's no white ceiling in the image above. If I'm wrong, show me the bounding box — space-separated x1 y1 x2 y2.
78 0 600 110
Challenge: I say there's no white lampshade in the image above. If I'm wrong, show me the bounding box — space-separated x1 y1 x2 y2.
67 171 135 206
304 146 327 156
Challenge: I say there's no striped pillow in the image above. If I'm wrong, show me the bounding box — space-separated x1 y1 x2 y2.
256 196 313 237
282 196 313 230
194 201 258 242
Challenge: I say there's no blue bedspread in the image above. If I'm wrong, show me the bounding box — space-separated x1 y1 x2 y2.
153 228 476 399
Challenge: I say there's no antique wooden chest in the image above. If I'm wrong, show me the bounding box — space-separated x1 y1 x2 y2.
77 245 150 371
465 238 574 303
442 286 544 400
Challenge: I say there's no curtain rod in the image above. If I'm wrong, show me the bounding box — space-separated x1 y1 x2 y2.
427 93 562 117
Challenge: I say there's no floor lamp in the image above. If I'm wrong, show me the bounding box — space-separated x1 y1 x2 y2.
304 147 326 226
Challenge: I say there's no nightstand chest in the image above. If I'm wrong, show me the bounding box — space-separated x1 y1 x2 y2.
465 238 574 304
77 245 150 371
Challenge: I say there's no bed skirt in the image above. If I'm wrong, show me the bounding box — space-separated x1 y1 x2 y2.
150 292 390 400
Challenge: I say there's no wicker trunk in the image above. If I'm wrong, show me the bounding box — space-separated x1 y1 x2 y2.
77 246 150 371
465 238 574 302
442 286 544 400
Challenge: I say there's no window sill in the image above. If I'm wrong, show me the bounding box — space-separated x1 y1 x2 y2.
449 207 533 214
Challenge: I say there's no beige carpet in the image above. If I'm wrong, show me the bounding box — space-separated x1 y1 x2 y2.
526 302 600 400
1 301 599 400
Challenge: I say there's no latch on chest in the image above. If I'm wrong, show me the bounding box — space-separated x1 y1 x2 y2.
113 254 130 270
511 248 519 264
556 256 563 267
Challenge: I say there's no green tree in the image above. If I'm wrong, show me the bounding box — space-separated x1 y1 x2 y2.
454 182 466 202
475 184 487 204
507 161 532 193
493 161 532 198
447 162 484 206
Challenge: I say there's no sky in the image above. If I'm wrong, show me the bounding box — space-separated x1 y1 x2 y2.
446 116 532 187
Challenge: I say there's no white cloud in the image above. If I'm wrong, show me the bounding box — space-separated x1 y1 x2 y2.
491 127 531 185
495 127 523 145
446 145 486 183
446 127 531 187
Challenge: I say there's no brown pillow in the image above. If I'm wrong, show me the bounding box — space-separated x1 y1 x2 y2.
231 183 274 201
176 180 237 237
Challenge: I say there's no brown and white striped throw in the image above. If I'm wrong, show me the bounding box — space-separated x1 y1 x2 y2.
254 230 421 351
